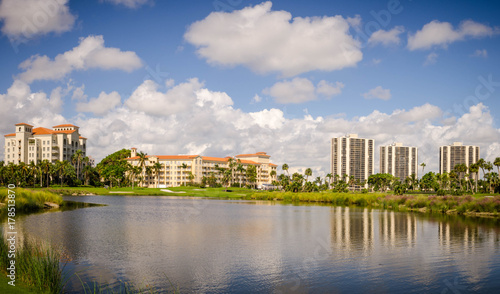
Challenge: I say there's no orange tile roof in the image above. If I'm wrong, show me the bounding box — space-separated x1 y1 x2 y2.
53 124 77 128
156 155 198 160
4 133 15 137
126 155 198 161
269 163 278 167
54 130 76 134
202 156 229 162
15 123 34 127
32 127 54 135
236 152 270 158
79 136 87 139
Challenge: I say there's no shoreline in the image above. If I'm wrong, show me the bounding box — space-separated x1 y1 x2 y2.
2 187 499 219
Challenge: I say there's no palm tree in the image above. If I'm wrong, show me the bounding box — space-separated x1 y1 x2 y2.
454 163 467 190
477 158 486 180
82 165 93 186
145 166 153 188
270 170 277 184
236 164 245 187
29 161 37 188
18 162 29 186
137 151 148 187
54 160 64 186
484 161 494 193
326 173 332 189
153 162 162 188
282 163 289 177
420 162 426 176
40 160 51 187
494 157 500 175
180 163 188 186
72 150 84 180
469 163 480 193
303 168 312 191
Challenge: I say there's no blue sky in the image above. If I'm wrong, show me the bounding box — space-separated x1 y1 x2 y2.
1 0 500 176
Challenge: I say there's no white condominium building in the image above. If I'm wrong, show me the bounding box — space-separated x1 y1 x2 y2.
3 123 87 164
439 142 480 174
331 134 374 188
380 143 418 180
127 148 277 188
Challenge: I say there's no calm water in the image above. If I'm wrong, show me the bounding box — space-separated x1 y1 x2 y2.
5 196 500 293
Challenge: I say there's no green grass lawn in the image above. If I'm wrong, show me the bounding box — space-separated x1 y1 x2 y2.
0 274 40 294
0 186 262 198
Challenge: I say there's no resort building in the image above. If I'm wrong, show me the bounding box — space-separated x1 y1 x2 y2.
439 142 480 174
331 134 374 189
126 148 278 188
380 143 418 181
3 123 87 165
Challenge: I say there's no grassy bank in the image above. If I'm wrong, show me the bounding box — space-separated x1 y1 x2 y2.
0 188 63 213
250 191 500 216
18 186 258 198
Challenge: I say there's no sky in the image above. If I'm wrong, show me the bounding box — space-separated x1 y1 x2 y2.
1 0 500 178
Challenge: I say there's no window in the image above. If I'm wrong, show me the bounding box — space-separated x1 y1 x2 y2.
7 142 9 146
19 127 21 131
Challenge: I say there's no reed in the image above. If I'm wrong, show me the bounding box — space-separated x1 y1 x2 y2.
0 236 63 293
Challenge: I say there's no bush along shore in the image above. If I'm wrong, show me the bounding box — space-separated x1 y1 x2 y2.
249 191 500 217
0 188 63 214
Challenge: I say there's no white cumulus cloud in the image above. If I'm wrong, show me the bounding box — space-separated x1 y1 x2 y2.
76 91 122 116
424 52 438 66
362 86 391 100
184 1 362 77
471 49 488 58
102 0 151 9
368 26 404 46
264 78 316 104
264 78 344 104
18 35 143 83
408 20 498 51
316 80 344 98
0 0 75 40
125 78 203 116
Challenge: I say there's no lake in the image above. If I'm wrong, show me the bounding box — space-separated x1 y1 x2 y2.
5 196 500 293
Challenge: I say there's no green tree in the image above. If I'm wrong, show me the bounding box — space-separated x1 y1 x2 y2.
153 162 162 188
420 162 426 175
71 149 84 180
303 168 312 191
246 165 257 189
454 163 467 190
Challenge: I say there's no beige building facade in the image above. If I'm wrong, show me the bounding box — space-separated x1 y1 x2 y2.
331 134 374 188
380 143 418 181
127 148 277 188
3 123 87 165
439 142 480 174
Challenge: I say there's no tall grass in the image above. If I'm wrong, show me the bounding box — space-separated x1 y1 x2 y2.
0 188 63 213
251 191 500 215
0 236 63 293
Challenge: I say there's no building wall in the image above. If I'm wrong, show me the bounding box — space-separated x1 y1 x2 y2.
380 143 418 181
439 143 480 174
3 123 87 165
331 134 374 188
127 151 277 188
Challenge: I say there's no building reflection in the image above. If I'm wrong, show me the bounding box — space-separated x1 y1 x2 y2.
379 211 418 248
330 207 374 254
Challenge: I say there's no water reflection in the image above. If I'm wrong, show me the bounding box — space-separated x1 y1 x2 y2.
3 197 500 293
